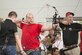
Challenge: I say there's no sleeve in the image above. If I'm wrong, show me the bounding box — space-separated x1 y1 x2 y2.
13 24 18 32
80 31 82 37
37 24 43 33
20 22 24 29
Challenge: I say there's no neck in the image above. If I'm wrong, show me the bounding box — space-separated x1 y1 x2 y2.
7 18 14 22
7 18 12 21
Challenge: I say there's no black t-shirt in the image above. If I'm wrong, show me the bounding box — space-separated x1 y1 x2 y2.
0 19 17 45
59 23 82 46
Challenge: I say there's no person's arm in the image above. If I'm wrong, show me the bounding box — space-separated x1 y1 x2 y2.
15 32 27 55
15 19 22 28
60 19 69 25
41 24 58 31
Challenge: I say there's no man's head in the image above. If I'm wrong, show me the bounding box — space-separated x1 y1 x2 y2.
65 12 74 24
8 11 17 18
26 13 34 24
52 47 60 55
8 11 17 22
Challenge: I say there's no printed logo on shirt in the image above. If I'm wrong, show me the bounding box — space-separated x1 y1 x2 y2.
69 28 72 31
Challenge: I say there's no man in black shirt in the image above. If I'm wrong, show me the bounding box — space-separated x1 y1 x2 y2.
0 11 26 55
59 12 82 55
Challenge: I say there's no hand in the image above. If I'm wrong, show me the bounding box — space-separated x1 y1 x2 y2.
21 51 27 55
15 19 21 23
52 23 59 29
62 21 69 25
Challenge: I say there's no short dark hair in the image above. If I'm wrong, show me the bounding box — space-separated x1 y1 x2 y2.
51 47 59 55
52 47 59 52
8 11 17 17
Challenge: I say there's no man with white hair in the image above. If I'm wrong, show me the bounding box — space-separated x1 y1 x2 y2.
17 13 57 55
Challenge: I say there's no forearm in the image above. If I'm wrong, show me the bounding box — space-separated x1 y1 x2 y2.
15 34 27 55
15 33 23 51
41 24 58 31
60 19 69 25
15 19 22 28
